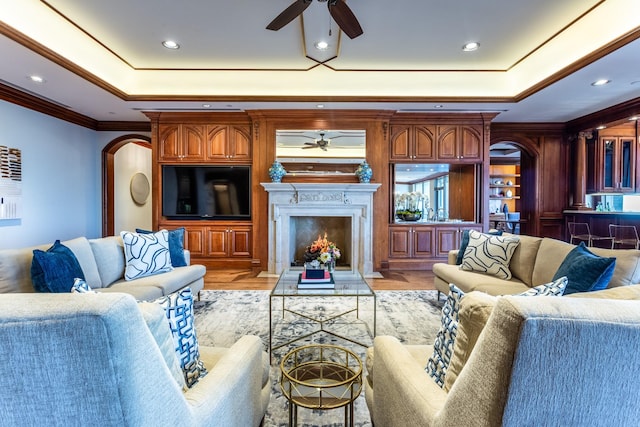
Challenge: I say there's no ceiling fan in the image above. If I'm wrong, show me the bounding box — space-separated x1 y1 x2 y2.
266 0 363 39
302 132 331 151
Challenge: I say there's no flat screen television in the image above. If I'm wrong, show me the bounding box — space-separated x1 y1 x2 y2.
162 165 251 220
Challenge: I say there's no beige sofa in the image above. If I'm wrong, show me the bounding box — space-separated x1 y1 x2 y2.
0 236 206 300
365 287 640 427
432 233 640 296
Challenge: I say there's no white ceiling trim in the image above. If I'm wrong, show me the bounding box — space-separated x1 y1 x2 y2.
3 0 638 99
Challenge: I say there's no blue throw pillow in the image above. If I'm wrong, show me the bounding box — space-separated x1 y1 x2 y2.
456 229 503 265
136 227 187 267
552 242 616 295
31 240 85 293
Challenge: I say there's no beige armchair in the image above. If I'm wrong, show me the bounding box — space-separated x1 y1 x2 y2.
0 293 270 427
365 295 640 426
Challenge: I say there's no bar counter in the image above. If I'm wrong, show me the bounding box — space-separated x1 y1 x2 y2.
563 210 640 247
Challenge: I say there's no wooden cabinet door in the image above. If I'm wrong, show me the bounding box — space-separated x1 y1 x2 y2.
413 126 436 160
436 126 458 160
435 226 460 257
412 228 434 258
390 125 412 160
181 125 205 160
206 227 229 257
389 227 411 258
183 226 206 257
158 124 180 161
206 125 229 161
229 227 252 257
459 126 482 161
229 125 252 161
618 138 635 192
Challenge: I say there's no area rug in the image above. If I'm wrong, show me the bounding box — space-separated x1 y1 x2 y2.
193 290 444 427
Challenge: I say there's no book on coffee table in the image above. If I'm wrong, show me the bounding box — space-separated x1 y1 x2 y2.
298 271 335 289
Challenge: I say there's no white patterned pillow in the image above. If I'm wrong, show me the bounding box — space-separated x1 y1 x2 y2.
151 287 208 388
460 230 520 280
518 276 568 296
70 277 95 293
426 283 465 387
120 230 173 281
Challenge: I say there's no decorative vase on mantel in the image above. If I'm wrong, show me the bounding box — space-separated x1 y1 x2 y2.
268 161 286 183
355 160 372 183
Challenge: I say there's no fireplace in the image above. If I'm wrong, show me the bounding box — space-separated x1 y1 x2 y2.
261 182 381 277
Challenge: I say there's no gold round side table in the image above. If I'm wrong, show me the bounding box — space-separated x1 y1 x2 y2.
280 344 363 427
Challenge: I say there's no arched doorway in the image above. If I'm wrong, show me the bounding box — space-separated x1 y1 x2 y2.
489 137 540 236
102 135 151 236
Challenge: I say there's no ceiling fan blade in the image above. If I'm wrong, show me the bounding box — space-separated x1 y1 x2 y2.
267 0 312 31
302 145 318 149
328 0 363 39
304 142 317 146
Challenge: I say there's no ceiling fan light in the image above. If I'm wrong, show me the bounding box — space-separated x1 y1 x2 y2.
462 42 480 52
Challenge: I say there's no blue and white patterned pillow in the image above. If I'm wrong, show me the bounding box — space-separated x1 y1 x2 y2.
460 230 520 280
120 230 173 281
426 283 465 387
70 277 95 293
151 287 208 388
518 276 568 297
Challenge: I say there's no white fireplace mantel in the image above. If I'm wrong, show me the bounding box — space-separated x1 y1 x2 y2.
261 182 381 277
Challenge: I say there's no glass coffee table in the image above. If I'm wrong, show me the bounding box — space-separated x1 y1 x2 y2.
269 268 376 357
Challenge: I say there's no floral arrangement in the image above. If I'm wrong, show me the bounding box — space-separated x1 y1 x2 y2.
304 232 341 266
395 191 428 217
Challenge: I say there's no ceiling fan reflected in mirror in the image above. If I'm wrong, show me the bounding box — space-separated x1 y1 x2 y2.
266 0 363 39
303 132 331 151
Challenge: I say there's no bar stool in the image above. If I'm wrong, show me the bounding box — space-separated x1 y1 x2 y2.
567 222 611 247
609 225 640 249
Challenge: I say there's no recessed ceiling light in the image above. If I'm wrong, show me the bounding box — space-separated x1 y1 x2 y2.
28 75 45 84
314 41 329 50
162 40 180 49
434 104 444 109
462 42 480 52
591 79 610 86
202 104 211 108
596 125 606 130
316 104 325 108
629 116 639 121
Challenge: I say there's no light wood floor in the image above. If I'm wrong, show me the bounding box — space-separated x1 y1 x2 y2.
203 269 436 291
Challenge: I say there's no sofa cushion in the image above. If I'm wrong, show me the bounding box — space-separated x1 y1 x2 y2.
531 238 574 286
460 230 520 280
121 230 174 281
106 265 206 297
588 247 640 288
136 228 187 268
0 245 47 293
61 237 102 289
31 240 85 293
432 263 530 295
552 242 616 294
151 287 208 388
426 283 465 387
89 236 125 288
504 233 543 286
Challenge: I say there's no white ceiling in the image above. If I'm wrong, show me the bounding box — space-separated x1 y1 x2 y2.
0 0 639 123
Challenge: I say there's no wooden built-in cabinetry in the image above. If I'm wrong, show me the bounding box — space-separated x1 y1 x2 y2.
586 123 637 194
148 112 255 269
390 123 483 162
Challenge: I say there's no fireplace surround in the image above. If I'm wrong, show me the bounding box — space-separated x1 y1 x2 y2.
261 183 381 277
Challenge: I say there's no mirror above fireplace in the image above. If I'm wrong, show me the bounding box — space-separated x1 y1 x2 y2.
275 129 366 163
